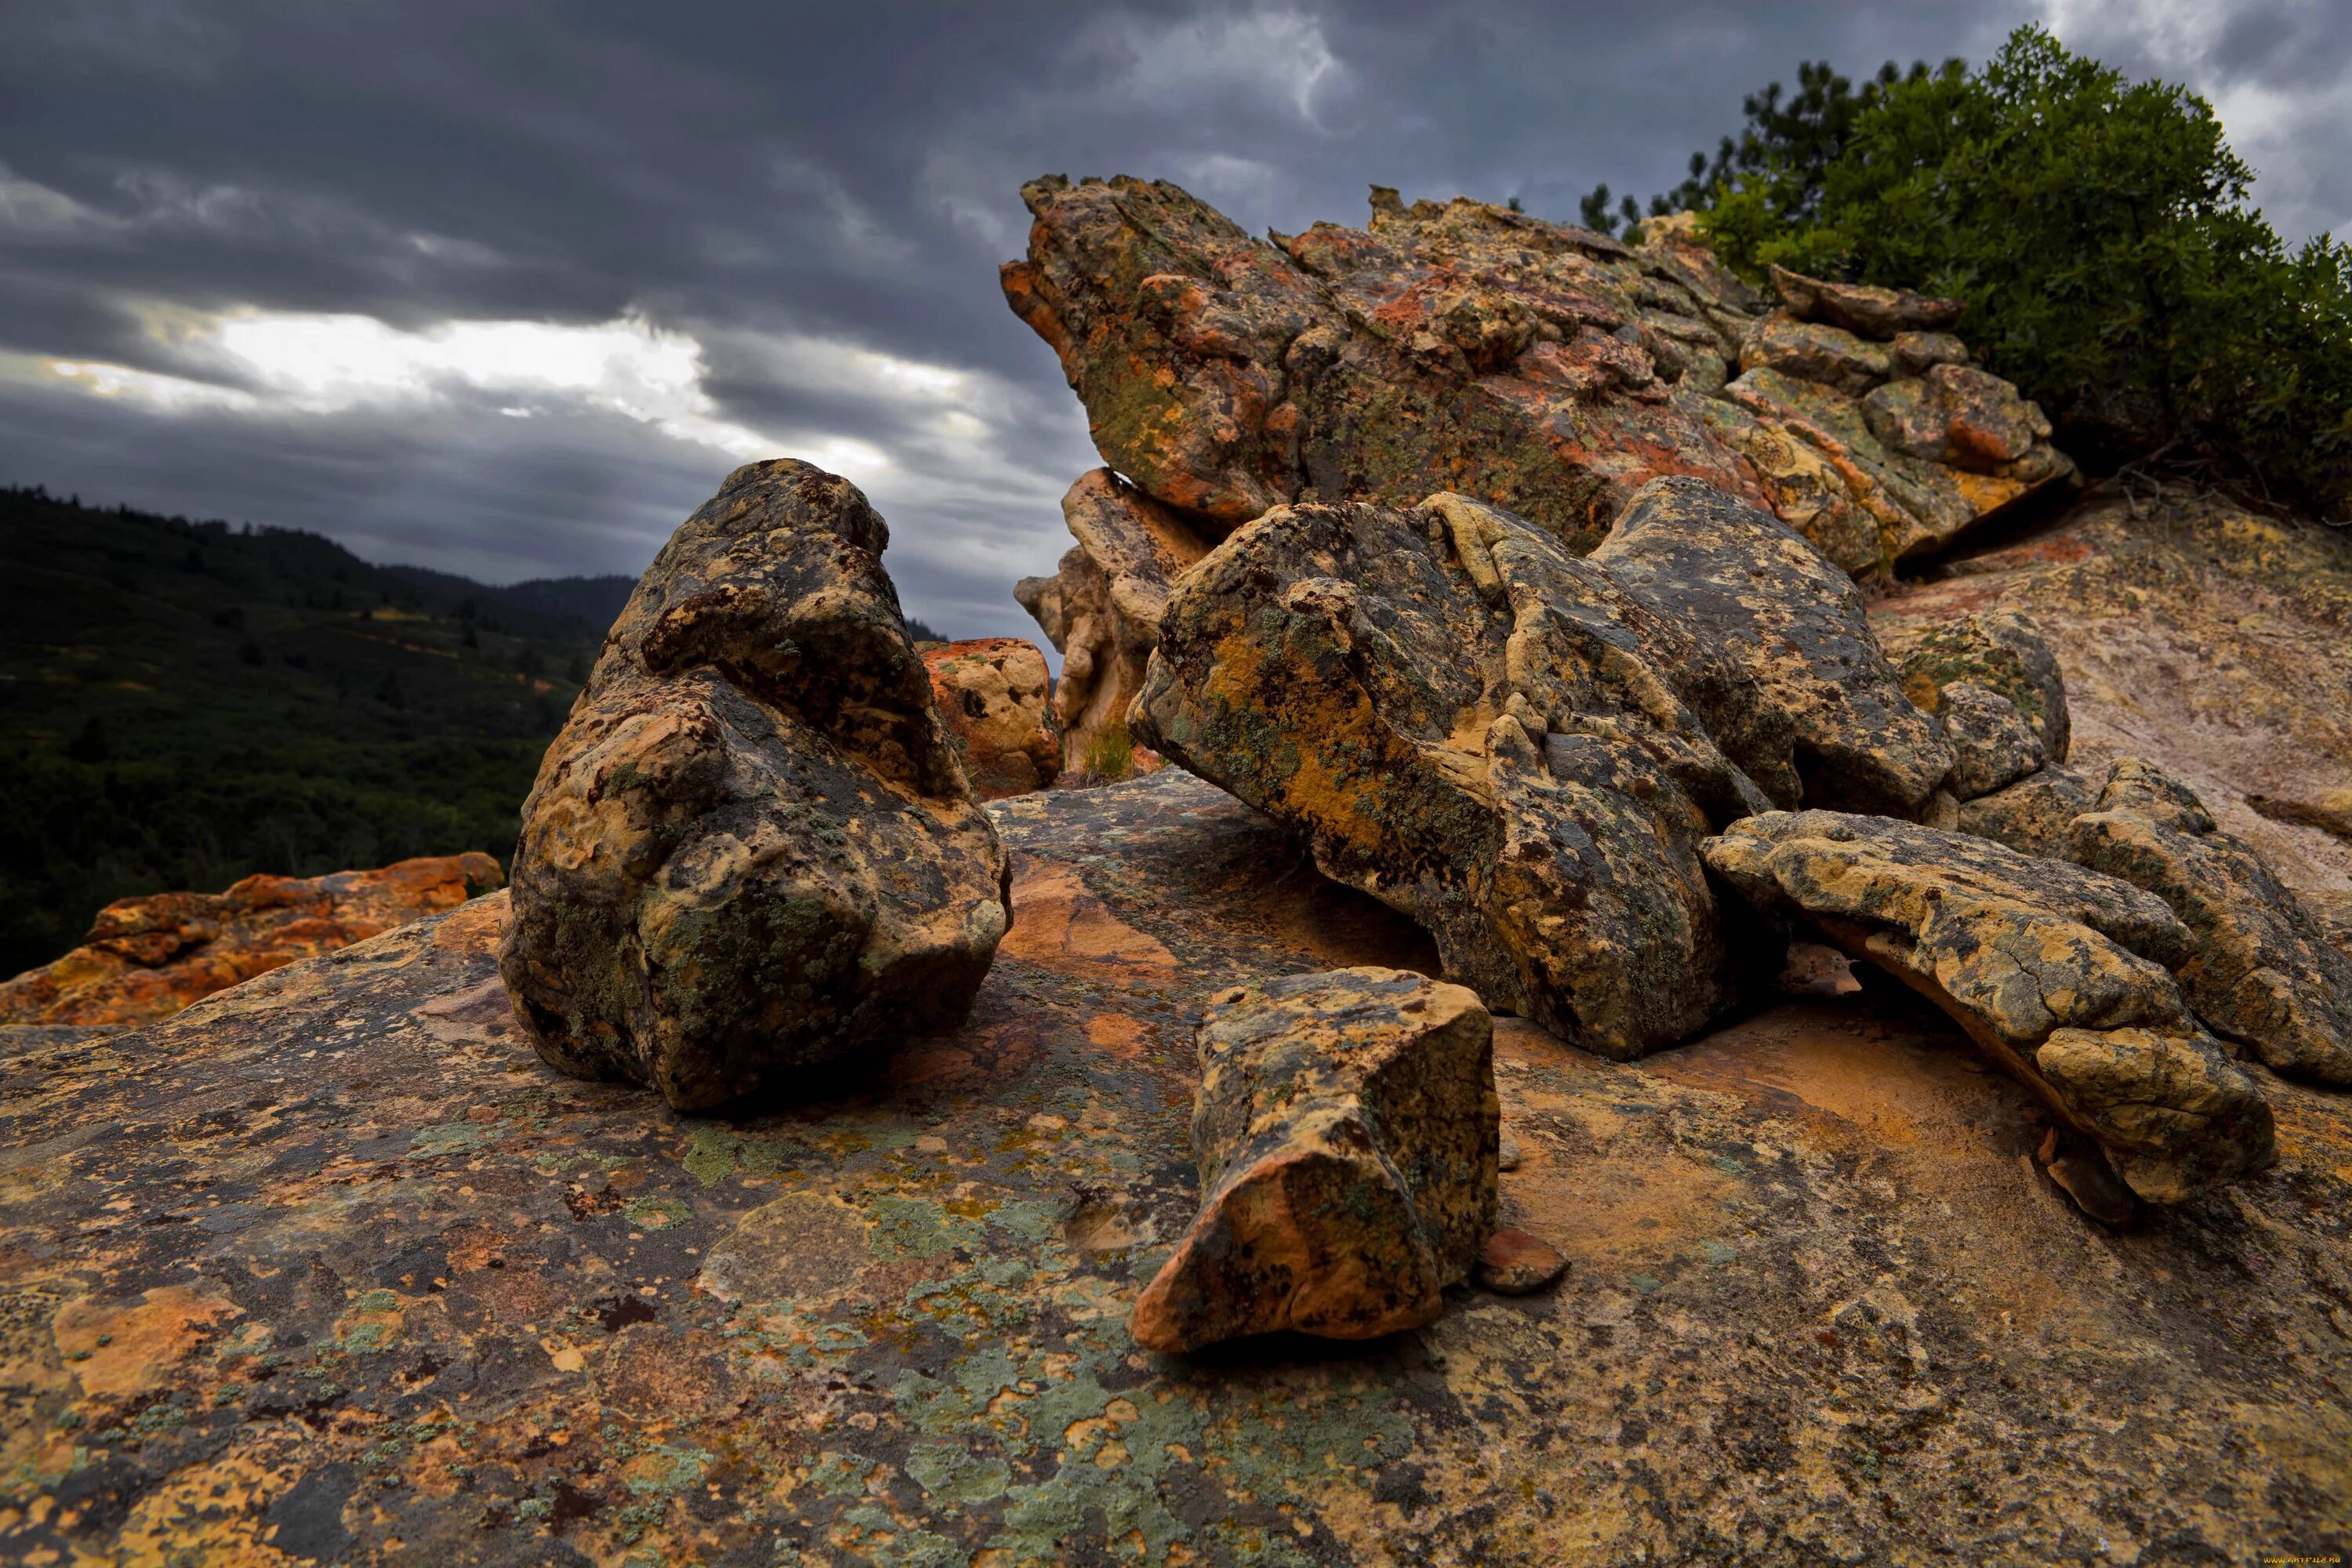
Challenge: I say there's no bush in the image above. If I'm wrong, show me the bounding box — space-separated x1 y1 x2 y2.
1591 26 2352 518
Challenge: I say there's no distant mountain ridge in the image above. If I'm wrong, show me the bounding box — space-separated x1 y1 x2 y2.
0 482 628 976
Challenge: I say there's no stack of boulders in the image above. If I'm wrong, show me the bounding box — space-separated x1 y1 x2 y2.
488 177 2347 1358
0 853 503 1029
1004 178 2074 771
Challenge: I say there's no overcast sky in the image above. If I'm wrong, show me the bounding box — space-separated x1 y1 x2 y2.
2 1 2344 640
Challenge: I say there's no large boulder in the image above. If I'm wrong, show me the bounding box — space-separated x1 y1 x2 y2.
2068 759 2352 1087
0 854 503 1029
1703 811 2276 1204
1891 609 2071 800
1589 477 1953 817
1012 469 1210 780
499 460 1011 1110
1131 967 1499 1352
1131 492 1778 1059
1004 178 2071 603
920 637 1061 800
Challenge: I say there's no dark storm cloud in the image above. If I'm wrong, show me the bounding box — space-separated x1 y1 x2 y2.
0 1 2337 640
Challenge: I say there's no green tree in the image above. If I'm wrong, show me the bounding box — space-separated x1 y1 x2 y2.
1614 25 2351 517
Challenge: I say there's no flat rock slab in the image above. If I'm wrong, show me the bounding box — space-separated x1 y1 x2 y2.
2 771 2348 1565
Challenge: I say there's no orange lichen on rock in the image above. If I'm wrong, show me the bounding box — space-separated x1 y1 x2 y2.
920 636 1062 799
0 852 503 1027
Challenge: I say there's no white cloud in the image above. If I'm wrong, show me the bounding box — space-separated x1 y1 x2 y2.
0 164 121 241
1077 7 1349 129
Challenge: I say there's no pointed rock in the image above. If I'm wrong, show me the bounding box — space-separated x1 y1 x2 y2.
1131 967 1498 1353
499 460 1011 1110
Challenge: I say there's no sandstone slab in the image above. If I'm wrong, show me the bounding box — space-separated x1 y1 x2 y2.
1703 810 2276 1203
0 853 502 1028
3 769 2349 1564
499 459 1011 1110
1131 967 1497 1352
1133 492 1777 1058
1769 263 1964 339
921 637 1061 799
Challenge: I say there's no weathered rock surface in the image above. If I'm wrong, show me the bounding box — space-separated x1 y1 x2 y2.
1703 810 2277 1203
499 459 1011 1110
6 768 2349 1566
1955 763 2100 856
1012 469 1207 780
1590 477 1951 816
1131 967 1497 1352
0 853 502 1028
1004 176 2072 608
2069 758 2352 1087
921 637 1062 799
1132 492 1778 1058
1889 608 2070 803
1769 263 1962 339
1869 488 2352 906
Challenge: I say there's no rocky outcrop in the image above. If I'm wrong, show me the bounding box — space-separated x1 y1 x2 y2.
0 853 502 1028
1011 469 1208 779
499 460 1011 1111
1890 609 2070 800
1132 492 1780 1059
920 637 1061 799
10 768 2350 1566
1703 810 2276 1204
1131 967 1498 1352
1590 477 1951 816
1004 176 2071 605
2068 759 2352 1087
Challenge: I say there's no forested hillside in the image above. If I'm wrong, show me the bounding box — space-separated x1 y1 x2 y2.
0 485 636 975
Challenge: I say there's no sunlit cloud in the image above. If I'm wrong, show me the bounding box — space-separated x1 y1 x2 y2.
9 307 906 470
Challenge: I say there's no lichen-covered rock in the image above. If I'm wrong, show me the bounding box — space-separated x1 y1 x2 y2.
1004 177 2071 583
1769 263 1963 339
1738 310 1892 395
1955 764 2100 857
1893 609 2070 800
1012 469 1210 780
1130 967 1498 1352
2068 758 2352 1087
0 853 503 1028
920 637 1061 799
1703 811 2276 1203
499 459 1011 1110
1863 362 2058 476
1591 477 1953 817
1134 493 1779 1058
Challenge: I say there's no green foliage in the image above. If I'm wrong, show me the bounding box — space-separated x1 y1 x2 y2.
1629 26 2351 516
0 486 623 975
1582 57 1940 240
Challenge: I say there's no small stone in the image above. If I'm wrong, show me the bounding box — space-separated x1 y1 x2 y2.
1131 967 1498 1354
1475 1229 1567 1295
1497 1131 1523 1171
2036 1128 2139 1227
